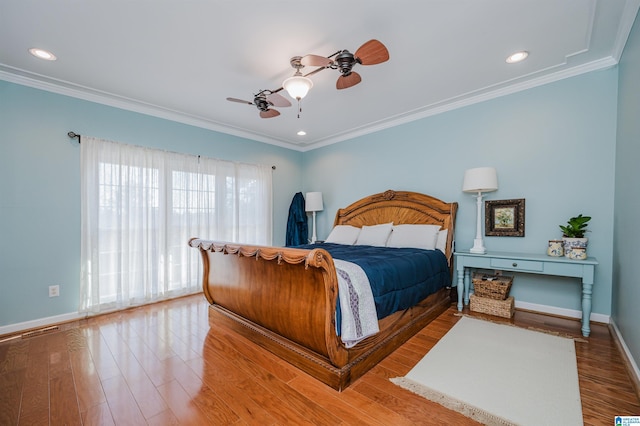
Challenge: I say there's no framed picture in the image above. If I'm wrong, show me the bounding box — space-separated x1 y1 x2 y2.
485 198 525 237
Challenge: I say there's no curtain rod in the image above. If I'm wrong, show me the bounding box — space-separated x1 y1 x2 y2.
67 131 276 169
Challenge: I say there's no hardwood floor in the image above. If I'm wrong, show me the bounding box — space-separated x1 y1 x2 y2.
1 293 638 425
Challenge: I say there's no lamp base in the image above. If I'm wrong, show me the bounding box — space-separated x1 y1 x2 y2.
469 238 487 254
311 211 317 244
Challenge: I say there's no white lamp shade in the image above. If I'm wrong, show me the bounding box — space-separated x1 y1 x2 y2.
462 167 498 193
283 75 313 100
305 192 323 212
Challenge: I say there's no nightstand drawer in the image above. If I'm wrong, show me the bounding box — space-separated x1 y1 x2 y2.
490 258 544 272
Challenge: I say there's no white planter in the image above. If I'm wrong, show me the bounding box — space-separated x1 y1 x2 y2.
563 237 588 259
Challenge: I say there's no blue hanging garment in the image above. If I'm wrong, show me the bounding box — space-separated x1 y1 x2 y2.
285 192 308 246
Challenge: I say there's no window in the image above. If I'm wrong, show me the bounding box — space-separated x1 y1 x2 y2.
80 136 272 313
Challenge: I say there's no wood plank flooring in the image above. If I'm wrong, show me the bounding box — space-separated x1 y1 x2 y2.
1 293 638 425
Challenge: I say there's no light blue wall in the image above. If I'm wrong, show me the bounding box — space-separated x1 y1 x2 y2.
0 65 623 334
0 80 303 326
302 69 618 317
614 12 640 369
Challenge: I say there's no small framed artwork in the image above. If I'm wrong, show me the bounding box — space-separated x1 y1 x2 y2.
485 198 525 237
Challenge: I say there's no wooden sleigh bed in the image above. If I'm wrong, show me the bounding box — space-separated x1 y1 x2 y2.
189 190 458 390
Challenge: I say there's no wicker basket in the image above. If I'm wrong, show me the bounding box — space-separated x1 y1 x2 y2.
472 273 513 300
470 294 515 318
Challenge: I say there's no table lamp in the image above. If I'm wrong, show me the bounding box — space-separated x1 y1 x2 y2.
305 192 323 243
463 167 498 254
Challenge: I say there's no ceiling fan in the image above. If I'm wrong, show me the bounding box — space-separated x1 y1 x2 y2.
300 39 390 89
226 90 291 118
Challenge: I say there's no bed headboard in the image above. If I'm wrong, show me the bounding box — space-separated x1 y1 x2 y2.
333 190 458 264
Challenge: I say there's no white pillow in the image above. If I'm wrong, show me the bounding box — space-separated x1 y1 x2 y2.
355 223 393 246
436 229 448 253
386 224 440 250
325 225 361 245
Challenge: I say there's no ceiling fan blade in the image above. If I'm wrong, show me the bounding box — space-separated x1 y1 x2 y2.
226 97 253 105
260 109 280 119
266 92 291 108
354 39 389 65
301 54 333 67
336 72 362 90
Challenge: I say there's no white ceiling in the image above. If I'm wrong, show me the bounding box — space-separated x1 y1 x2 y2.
1 1 638 151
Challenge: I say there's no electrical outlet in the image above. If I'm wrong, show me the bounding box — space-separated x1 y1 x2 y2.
49 285 60 297
494 270 503 276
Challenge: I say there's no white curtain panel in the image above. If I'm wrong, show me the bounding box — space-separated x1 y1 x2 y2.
80 136 272 313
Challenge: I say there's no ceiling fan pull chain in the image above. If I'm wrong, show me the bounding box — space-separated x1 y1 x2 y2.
297 99 302 118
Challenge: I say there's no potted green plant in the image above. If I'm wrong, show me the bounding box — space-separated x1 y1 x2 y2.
560 214 591 259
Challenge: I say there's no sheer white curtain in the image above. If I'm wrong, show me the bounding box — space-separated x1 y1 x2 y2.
80 136 272 314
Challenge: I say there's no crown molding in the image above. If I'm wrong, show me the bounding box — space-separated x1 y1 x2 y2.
299 56 618 151
0 67 303 151
0 53 621 153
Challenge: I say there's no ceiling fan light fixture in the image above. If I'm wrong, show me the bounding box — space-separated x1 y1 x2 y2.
506 50 529 63
283 75 313 100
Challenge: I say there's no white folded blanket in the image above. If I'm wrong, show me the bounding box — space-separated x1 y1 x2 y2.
333 259 380 348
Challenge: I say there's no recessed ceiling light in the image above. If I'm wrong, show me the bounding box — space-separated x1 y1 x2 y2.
297 130 306 136
29 48 57 61
506 51 528 64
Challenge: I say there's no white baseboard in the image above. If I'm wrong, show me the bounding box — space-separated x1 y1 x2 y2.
0 312 84 337
610 319 640 388
515 300 610 324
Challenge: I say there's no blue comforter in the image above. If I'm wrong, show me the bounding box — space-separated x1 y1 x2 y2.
298 243 450 319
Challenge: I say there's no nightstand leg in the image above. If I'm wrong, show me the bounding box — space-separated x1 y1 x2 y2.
464 268 471 306
456 268 464 311
581 282 593 337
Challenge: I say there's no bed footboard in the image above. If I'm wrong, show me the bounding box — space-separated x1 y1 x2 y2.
189 239 350 367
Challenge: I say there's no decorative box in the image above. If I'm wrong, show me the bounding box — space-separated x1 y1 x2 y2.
470 294 515 318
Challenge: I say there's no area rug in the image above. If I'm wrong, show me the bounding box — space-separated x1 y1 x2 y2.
391 316 583 425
